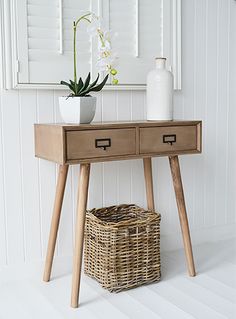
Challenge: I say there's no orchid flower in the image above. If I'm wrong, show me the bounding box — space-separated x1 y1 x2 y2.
73 12 118 85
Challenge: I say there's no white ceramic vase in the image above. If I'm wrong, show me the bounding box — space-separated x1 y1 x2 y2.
146 57 173 121
59 96 96 124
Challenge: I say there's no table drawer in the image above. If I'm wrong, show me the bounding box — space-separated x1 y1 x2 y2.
140 125 197 154
66 129 136 160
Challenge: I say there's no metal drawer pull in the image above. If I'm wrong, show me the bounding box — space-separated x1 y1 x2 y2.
163 134 176 145
95 138 111 150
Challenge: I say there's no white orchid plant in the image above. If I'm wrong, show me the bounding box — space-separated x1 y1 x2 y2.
60 12 118 97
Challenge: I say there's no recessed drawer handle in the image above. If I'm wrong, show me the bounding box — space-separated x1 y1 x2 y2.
163 134 176 145
95 138 111 150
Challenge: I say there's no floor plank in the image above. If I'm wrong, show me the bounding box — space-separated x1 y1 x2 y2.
0 239 235 319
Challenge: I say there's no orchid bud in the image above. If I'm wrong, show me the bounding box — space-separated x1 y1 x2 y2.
112 78 118 85
110 69 117 76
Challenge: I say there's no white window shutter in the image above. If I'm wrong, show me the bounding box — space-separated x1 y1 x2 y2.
102 0 165 85
17 0 96 84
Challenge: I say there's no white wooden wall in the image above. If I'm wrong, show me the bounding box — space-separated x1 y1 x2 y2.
0 0 236 266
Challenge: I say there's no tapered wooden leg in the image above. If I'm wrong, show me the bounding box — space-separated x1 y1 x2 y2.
71 163 90 308
169 156 196 277
143 157 155 211
43 164 69 282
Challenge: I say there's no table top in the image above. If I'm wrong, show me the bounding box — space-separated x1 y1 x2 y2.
35 120 201 130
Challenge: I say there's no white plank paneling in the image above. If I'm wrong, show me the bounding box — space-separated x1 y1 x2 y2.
87 92 104 211
130 91 145 209
70 164 80 245
36 90 56 258
226 0 236 224
0 88 7 265
53 90 74 257
88 163 103 210
19 90 41 261
130 90 145 121
180 0 196 229
102 91 118 207
88 93 103 210
192 0 207 228
204 0 218 227
117 91 132 204
1 90 25 264
215 0 230 226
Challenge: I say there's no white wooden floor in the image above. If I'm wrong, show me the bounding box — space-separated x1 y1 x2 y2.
0 239 235 319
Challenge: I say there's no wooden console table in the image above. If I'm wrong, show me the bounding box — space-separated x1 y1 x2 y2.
34 120 202 308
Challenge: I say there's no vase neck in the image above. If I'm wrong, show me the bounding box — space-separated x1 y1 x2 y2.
155 58 166 69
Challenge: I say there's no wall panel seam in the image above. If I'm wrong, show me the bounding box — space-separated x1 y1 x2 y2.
0 92 8 265
18 90 26 262
36 90 43 258
224 0 230 225
203 0 209 227
214 0 220 226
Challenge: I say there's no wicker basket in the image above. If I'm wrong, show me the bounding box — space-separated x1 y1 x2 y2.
84 204 161 292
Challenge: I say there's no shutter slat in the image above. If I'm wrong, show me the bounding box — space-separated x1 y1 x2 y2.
28 27 88 41
28 0 58 6
29 50 91 62
28 38 90 51
29 61 91 83
27 5 58 17
28 28 59 40
28 17 58 29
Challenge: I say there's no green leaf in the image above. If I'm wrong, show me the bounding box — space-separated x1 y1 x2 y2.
68 80 75 91
81 72 91 91
79 74 100 96
72 78 82 95
69 84 75 93
89 74 109 92
61 80 76 95
78 77 83 88
73 82 78 95
69 80 75 88
89 73 100 89
60 80 70 87
73 78 83 95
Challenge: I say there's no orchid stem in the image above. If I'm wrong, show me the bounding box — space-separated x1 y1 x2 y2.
73 13 92 84
73 21 77 83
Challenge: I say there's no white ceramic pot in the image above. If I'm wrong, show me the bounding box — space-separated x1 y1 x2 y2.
146 57 174 121
59 96 96 124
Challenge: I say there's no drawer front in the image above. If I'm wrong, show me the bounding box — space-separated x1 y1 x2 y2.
140 125 197 154
66 129 136 160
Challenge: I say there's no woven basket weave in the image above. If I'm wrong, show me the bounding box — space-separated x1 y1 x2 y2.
84 204 161 292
